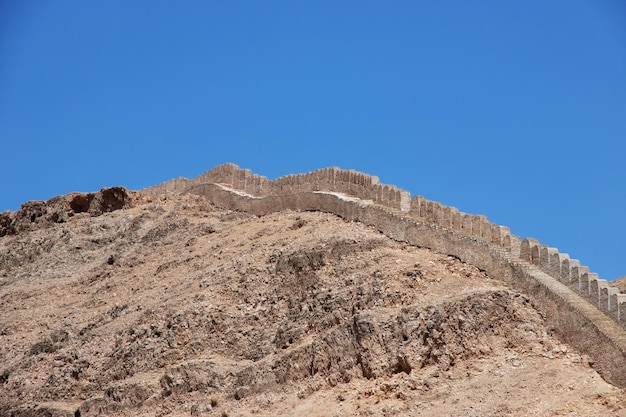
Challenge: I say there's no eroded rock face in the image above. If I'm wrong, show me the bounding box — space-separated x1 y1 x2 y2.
87 187 132 216
0 187 133 237
158 290 533 399
0 211 14 237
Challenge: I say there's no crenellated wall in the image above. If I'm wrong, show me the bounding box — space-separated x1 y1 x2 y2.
519 239 626 325
145 163 411 212
143 163 626 386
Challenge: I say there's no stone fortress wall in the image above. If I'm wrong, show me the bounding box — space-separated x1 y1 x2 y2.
145 163 411 211
145 163 626 386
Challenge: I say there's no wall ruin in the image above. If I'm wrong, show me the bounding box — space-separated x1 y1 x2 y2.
144 163 626 387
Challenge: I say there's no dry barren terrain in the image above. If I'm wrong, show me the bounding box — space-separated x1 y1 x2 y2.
1 190 625 416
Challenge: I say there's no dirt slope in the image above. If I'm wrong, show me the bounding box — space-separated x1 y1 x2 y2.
613 276 626 292
1 191 625 417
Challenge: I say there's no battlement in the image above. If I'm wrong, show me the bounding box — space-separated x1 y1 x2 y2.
147 164 525 260
519 239 626 326
145 163 411 211
143 163 626 386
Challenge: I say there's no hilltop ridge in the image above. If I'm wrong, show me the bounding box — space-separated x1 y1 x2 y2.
1 164 626 417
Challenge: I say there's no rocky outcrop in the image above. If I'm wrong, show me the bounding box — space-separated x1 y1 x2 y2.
0 187 133 237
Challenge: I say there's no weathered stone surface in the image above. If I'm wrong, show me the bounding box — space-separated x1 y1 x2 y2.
1 187 134 237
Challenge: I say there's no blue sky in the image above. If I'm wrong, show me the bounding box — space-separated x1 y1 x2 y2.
1 1 625 280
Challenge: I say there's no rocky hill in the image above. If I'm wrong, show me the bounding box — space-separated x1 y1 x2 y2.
1 165 626 417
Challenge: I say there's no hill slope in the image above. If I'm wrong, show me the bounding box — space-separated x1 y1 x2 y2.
1 189 625 417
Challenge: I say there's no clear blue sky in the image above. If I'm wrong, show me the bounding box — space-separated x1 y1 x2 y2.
1 1 625 280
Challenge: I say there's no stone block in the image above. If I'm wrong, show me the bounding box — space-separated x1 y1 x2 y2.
530 245 540 266
509 234 522 257
549 251 568 279
399 190 411 212
380 185 389 204
442 206 453 228
376 185 384 205
605 286 621 313
326 170 336 190
249 175 258 195
616 294 626 326
538 246 557 274
590 278 607 309
597 281 615 313
390 188 399 209
539 246 552 271
461 213 472 235
385 186 394 208
340 169 349 185
469 215 480 238
570 264 589 293
349 171 358 195
561 258 579 285
410 196 425 218
318 168 329 189
237 168 247 190
488 224 501 245
450 207 461 231
307 170 319 192
479 216 490 240
310 171 321 192
520 238 539 262
610 292 626 323
357 172 366 195
422 200 433 223
579 269 599 304
470 215 487 239
362 172 371 188
432 202 444 226
351 171 361 195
